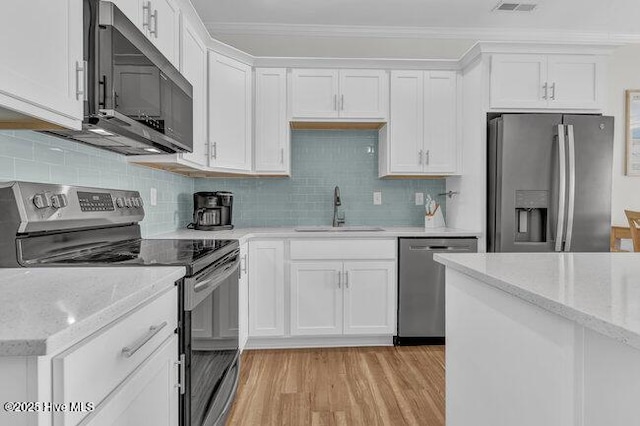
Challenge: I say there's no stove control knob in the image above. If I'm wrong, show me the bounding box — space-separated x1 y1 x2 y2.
136 197 144 207
51 194 68 209
125 198 133 208
133 198 140 208
116 197 125 208
33 193 52 209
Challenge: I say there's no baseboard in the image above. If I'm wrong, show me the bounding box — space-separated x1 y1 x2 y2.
246 335 394 350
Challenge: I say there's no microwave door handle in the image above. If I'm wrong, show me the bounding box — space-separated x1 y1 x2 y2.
555 124 567 252
564 124 576 252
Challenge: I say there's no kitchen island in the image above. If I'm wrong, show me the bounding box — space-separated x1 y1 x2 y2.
435 252 640 426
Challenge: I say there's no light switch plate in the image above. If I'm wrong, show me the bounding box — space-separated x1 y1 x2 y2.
150 188 157 206
415 192 424 205
373 191 382 205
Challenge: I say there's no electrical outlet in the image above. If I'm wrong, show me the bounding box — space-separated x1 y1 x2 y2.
373 191 382 205
415 192 424 205
150 188 157 206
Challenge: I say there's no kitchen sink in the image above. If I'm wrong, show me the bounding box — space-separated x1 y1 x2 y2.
294 226 385 232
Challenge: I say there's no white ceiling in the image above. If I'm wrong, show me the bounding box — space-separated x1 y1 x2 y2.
193 0 640 34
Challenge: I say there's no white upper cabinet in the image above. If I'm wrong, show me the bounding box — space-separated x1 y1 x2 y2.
109 0 180 68
290 69 389 120
388 71 424 173
424 71 458 174
546 55 602 109
382 70 458 176
490 54 548 109
208 53 253 172
0 0 84 129
254 68 290 175
148 0 181 68
490 54 604 110
290 69 340 119
180 19 208 168
339 70 388 119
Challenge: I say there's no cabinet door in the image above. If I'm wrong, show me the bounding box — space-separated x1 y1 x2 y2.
109 0 143 30
547 55 602 110
343 261 395 335
0 0 83 128
339 70 388 119
424 71 458 174
238 243 249 351
290 262 343 336
389 71 424 173
148 0 180 68
490 54 548 109
254 68 289 174
290 69 339 118
248 240 285 337
209 53 253 171
180 19 208 167
83 335 178 426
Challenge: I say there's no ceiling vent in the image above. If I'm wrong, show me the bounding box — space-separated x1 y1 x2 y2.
493 2 537 12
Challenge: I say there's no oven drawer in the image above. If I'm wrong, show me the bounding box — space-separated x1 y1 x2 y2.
52 287 178 426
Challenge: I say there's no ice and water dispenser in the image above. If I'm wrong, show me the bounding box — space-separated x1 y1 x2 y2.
514 190 548 243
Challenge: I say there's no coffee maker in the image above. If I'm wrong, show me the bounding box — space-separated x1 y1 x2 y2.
190 192 234 231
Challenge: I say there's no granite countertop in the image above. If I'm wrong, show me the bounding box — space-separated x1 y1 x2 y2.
154 226 481 243
435 252 640 350
0 267 185 357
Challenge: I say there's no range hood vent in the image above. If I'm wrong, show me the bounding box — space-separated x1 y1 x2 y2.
493 2 537 12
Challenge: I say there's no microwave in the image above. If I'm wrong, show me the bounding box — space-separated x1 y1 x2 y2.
45 0 193 155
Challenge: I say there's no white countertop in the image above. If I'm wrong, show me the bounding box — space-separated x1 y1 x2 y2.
154 226 481 243
0 267 185 357
435 252 640 350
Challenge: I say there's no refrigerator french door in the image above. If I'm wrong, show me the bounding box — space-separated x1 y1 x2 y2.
488 114 614 253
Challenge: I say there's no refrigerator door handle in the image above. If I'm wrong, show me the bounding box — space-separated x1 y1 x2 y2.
564 124 577 252
555 124 567 252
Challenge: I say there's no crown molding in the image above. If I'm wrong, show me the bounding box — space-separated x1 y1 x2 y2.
252 56 460 70
205 22 640 44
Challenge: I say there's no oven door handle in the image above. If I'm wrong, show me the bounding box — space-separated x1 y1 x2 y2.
194 259 239 293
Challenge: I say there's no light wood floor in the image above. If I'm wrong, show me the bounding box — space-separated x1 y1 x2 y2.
226 346 445 426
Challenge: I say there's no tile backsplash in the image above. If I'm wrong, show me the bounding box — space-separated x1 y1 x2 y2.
0 131 193 236
196 130 446 227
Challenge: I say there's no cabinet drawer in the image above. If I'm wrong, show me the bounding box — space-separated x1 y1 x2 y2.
290 239 396 260
53 287 178 426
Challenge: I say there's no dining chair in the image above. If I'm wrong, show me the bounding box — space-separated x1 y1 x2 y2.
624 210 640 252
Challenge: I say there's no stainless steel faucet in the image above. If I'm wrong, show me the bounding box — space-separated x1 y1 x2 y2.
333 186 345 227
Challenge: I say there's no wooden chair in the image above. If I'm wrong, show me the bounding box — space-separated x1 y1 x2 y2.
625 210 640 252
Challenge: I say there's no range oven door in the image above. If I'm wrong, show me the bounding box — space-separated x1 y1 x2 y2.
181 249 240 426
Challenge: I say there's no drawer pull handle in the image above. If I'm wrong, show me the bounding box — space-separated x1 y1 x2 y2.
121 321 168 358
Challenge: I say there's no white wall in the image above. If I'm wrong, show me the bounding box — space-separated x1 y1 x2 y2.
606 44 640 227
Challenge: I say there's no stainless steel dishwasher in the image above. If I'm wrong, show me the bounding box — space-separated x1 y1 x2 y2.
395 237 477 345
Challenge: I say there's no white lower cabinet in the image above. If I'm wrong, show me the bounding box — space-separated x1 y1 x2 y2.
290 262 343 336
238 242 249 350
290 260 395 337
248 240 285 337
343 261 396 335
83 335 179 426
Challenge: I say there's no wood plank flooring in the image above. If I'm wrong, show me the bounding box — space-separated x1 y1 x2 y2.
226 346 445 426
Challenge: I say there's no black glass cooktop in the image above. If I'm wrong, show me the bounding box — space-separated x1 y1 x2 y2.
30 239 238 275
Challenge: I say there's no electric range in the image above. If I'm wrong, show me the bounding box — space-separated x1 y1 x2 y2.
0 181 240 426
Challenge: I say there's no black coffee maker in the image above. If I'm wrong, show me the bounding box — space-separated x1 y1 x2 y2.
189 192 234 230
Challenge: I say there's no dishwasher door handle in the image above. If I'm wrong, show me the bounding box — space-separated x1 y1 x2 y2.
409 245 471 251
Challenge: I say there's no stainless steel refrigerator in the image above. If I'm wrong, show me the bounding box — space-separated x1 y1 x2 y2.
488 114 614 253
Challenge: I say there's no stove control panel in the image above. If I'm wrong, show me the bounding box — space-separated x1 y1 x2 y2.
78 192 115 212
0 181 145 234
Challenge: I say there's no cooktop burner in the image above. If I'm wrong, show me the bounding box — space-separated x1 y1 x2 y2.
27 239 238 275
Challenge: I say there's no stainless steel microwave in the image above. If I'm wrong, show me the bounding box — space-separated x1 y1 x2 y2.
45 0 193 155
